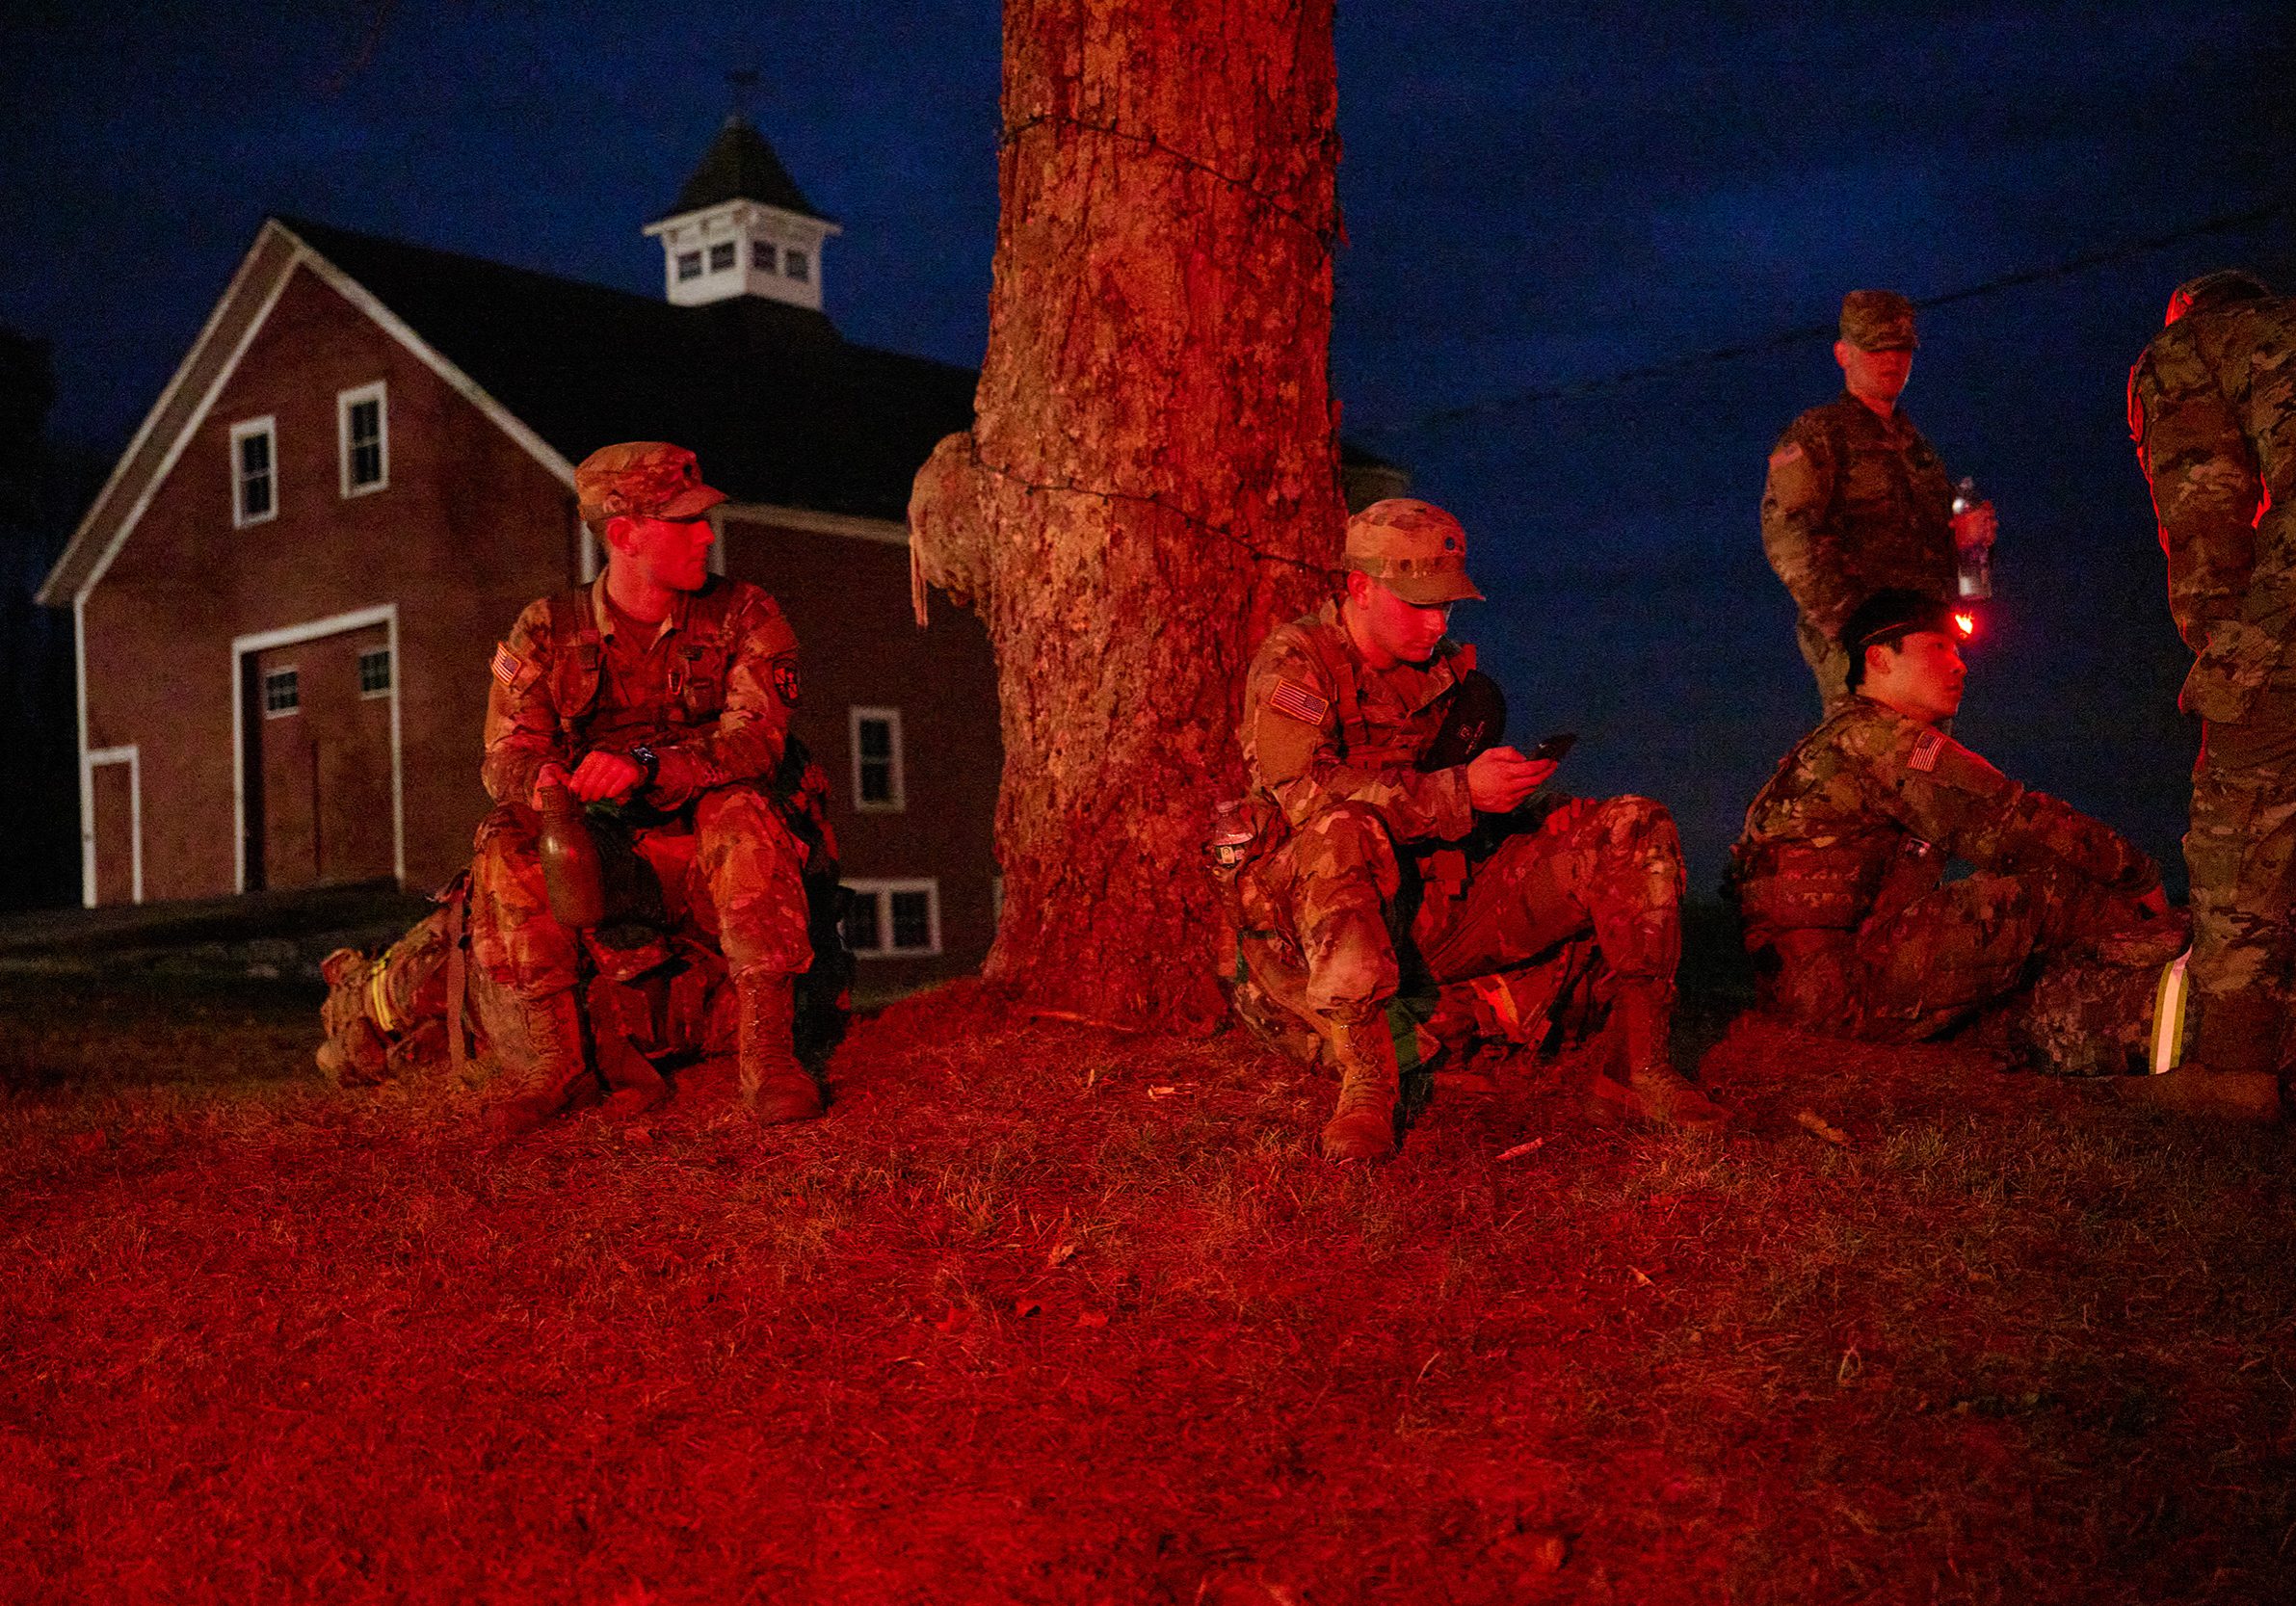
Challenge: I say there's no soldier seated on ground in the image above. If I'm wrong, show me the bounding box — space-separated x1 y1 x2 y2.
316 441 849 1130
1219 498 1730 1165
1728 588 2193 1078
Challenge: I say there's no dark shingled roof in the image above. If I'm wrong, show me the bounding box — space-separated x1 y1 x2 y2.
279 216 974 523
660 116 830 224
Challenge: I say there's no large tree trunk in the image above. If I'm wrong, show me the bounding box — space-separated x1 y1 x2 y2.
910 0 1342 1031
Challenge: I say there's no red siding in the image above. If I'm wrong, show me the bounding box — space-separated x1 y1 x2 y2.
725 516 1003 988
83 265 574 901
79 264 1007 989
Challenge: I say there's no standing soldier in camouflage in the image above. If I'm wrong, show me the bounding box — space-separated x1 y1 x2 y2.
1730 590 2201 1081
1231 498 1730 1163
1761 291 1997 710
2129 269 2296 1110
475 441 822 1129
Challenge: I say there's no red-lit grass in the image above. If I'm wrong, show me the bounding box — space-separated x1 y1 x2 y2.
2 971 2293 1604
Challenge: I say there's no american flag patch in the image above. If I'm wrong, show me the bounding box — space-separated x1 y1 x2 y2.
1268 677 1330 724
1908 728 1945 773
491 644 524 687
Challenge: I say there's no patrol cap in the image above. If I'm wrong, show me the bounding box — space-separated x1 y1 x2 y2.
1344 498 1484 605
1838 588 1962 657
2165 269 2271 326
1839 290 1919 352
574 441 726 526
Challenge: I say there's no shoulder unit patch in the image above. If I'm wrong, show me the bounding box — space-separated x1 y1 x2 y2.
1268 677 1331 725
1908 727 1945 773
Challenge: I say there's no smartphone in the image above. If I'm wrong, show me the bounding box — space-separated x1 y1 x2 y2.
1529 731 1578 764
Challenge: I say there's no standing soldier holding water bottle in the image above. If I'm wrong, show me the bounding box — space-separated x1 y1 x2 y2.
1760 290 1998 710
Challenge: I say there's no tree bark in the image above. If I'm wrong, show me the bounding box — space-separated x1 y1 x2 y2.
910 0 1342 1031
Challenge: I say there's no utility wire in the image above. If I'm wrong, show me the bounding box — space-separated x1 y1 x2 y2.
1360 193 2296 439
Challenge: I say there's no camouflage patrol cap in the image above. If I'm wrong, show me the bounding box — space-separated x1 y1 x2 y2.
1839 290 1919 352
574 441 727 526
2165 269 2271 326
1344 498 1484 605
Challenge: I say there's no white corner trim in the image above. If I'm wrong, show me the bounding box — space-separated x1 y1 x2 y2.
717 501 910 548
84 746 142 908
230 603 403 893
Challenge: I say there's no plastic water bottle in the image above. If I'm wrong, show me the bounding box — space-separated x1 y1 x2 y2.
1952 476 1993 600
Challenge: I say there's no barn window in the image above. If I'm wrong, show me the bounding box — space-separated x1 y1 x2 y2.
675 250 702 281
231 416 277 527
850 707 904 812
752 240 777 273
263 668 300 717
708 241 736 273
784 250 809 282
842 880 940 957
358 646 393 698
338 382 387 496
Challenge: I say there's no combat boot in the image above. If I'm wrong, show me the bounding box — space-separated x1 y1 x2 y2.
2124 990 2283 1123
1586 987 1730 1132
314 948 388 1085
490 990 598 1137
736 972 825 1124
1318 1012 1400 1163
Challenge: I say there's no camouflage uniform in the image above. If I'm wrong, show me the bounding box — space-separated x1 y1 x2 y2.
1232 600 1685 1073
1730 698 2169 1066
474 570 813 1011
1761 294 1960 709
2129 284 2296 1042
317 750 849 1087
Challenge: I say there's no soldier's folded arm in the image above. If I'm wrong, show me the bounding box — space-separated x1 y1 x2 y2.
1244 634 1473 843
480 599 565 806
647 592 799 808
1868 729 2158 894
2132 347 2262 653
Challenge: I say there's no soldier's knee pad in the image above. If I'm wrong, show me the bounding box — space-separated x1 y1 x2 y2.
1592 794 1679 850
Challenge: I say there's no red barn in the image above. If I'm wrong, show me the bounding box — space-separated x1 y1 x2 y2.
39 118 1004 992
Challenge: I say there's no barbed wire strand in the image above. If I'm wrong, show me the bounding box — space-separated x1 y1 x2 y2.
1361 194 2296 439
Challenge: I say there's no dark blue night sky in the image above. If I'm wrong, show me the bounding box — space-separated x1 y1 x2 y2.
5 0 2290 887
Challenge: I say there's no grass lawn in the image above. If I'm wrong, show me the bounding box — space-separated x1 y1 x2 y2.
2 967 2292 1604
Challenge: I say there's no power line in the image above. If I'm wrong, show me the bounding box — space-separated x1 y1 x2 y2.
1360 193 2296 439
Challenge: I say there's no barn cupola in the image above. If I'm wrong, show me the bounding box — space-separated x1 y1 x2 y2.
643 114 841 311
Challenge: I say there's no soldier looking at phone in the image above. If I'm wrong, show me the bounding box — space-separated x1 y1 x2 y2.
1221 498 1730 1164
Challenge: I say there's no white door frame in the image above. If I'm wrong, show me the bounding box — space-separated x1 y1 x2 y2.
81 744 142 908
231 603 403 892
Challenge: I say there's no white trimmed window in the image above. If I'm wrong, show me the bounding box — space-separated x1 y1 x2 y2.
675 250 702 281
231 416 277 526
752 239 778 273
784 249 809 282
263 667 300 717
850 707 904 812
708 240 737 273
357 646 392 698
843 879 940 957
338 382 387 496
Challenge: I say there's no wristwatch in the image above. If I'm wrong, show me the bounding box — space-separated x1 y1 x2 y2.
626 745 660 789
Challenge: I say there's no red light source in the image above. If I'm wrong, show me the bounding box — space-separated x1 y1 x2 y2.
1952 610 1977 639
